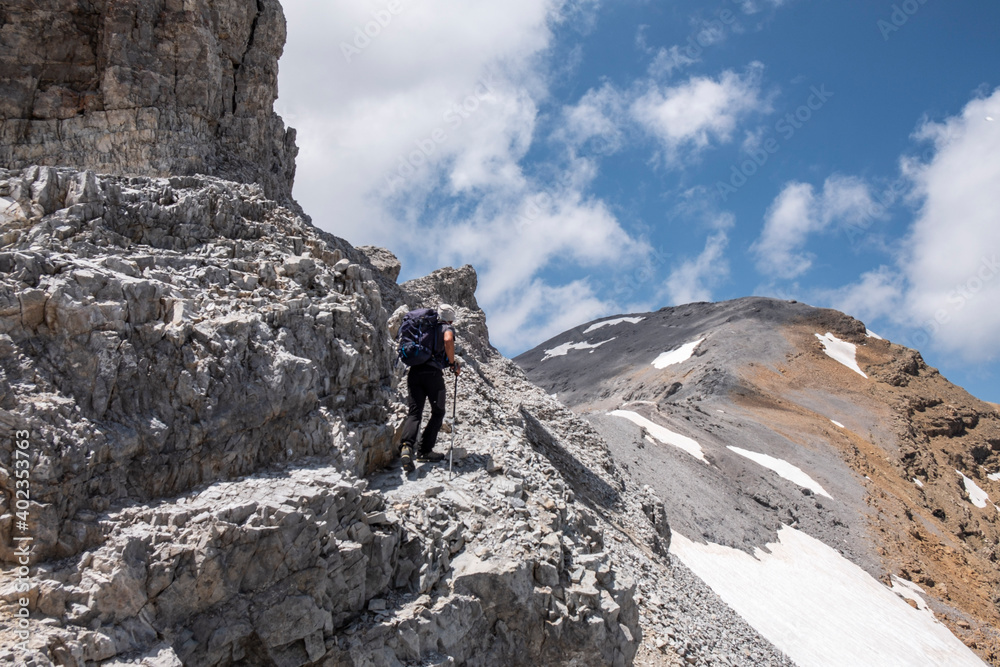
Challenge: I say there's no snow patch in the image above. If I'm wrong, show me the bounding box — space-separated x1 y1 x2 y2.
957 470 990 508
652 338 704 369
815 333 867 378
542 338 615 361
670 526 985 667
865 329 884 340
890 576 932 613
831 420 844 428
913 478 924 488
988 472 1000 482
727 446 832 499
583 317 645 334
609 410 708 464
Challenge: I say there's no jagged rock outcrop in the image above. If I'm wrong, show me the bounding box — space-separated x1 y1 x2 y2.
0 0 297 201
0 166 396 566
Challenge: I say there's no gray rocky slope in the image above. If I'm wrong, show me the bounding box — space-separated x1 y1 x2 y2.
0 168 795 666
516 300 878 564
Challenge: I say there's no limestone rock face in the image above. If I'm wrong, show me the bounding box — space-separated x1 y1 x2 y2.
0 166 651 666
0 0 297 201
0 166 396 564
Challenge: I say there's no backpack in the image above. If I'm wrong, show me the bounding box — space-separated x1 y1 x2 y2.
396 308 443 368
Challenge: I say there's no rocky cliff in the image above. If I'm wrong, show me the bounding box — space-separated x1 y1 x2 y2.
0 0 297 202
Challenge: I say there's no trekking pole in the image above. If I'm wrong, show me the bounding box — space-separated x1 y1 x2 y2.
448 365 458 479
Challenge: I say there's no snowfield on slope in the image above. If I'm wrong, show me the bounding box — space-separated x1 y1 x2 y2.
815 333 867 378
727 446 832 498
652 338 704 369
957 470 992 509
542 338 615 361
584 316 645 334
670 526 987 667
609 410 708 464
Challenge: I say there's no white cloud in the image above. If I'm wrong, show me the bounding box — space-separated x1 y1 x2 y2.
821 267 904 325
278 0 557 243
818 175 877 228
552 83 625 153
487 278 614 352
752 182 818 279
648 45 701 79
734 0 788 14
631 64 769 165
635 24 653 54
818 88 1000 362
664 231 731 305
752 176 882 279
454 185 647 303
276 0 662 354
898 88 1000 360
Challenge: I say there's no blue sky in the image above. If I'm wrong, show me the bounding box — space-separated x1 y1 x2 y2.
277 0 1000 403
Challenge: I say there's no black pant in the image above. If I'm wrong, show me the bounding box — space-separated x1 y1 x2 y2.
401 365 447 453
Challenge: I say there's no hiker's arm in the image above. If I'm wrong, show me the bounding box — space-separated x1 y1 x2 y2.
444 329 460 374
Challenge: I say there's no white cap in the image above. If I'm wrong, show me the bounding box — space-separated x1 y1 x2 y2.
438 304 456 322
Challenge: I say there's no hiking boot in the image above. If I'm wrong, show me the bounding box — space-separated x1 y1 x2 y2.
416 450 445 463
400 445 415 472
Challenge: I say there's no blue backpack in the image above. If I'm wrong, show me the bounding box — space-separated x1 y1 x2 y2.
396 308 443 367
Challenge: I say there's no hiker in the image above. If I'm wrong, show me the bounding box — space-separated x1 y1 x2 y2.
399 304 461 472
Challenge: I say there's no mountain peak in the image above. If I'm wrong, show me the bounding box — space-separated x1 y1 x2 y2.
517 299 1000 664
